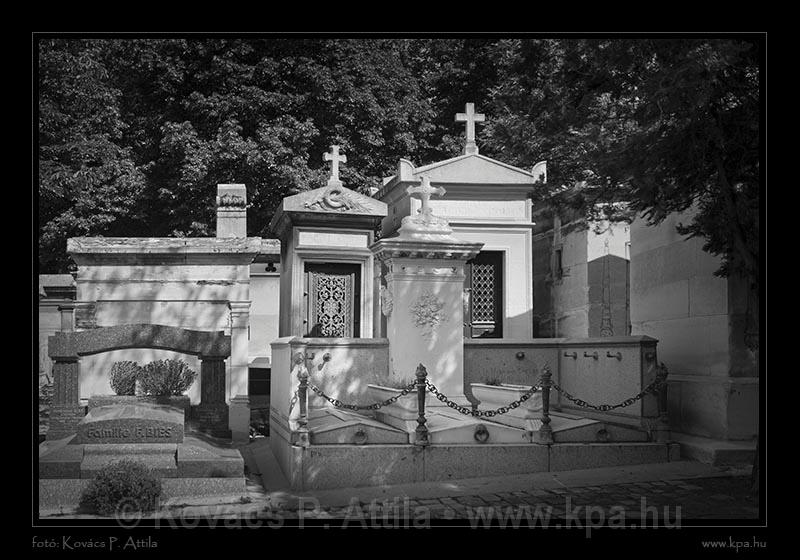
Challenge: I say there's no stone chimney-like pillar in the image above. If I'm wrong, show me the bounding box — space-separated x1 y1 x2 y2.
216 184 247 238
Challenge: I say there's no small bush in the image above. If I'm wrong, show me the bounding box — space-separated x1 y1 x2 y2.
139 359 197 396
79 460 161 516
109 361 141 396
39 376 53 438
484 378 503 386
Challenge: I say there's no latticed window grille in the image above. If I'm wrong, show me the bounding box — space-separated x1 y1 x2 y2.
471 264 497 323
305 263 360 338
465 251 503 338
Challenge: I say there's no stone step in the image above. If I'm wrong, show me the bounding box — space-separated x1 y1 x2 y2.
176 443 244 478
671 433 757 466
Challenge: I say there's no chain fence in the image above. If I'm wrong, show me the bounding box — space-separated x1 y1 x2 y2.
303 368 667 417
550 375 667 412
307 380 418 411
424 379 542 417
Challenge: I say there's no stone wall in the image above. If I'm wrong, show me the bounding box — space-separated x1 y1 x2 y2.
532 215 630 338
630 209 758 440
464 336 659 425
249 265 280 360
68 237 261 404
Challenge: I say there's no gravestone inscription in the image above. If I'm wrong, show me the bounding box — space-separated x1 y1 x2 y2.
76 402 184 444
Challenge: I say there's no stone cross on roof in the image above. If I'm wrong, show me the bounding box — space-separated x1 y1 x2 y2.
407 176 446 217
455 103 485 155
323 145 347 186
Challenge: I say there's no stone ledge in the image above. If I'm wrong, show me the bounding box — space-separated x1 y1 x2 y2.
671 433 757 466
68 237 263 254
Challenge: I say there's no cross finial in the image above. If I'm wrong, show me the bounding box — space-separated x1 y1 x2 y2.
455 103 485 155
406 176 446 217
323 145 347 186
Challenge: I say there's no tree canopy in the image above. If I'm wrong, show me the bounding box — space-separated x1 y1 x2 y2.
37 36 761 288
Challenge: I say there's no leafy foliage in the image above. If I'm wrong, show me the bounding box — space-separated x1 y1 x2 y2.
38 376 53 438
138 359 197 396
485 39 760 285
109 361 142 396
79 459 161 516
38 38 760 293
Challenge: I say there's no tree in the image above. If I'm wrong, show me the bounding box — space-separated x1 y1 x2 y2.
484 38 761 498
486 38 760 290
38 39 146 272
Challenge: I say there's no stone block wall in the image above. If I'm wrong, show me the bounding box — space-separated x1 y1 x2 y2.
630 209 758 441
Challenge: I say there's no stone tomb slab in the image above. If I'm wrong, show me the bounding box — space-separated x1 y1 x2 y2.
80 443 179 478
176 436 245 478
426 408 529 445
39 441 84 479
76 402 184 444
308 408 409 445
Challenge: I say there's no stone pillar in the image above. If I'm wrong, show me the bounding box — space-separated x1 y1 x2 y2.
370 178 482 403
216 184 248 238
193 357 229 437
47 333 84 440
228 301 251 442
58 303 75 332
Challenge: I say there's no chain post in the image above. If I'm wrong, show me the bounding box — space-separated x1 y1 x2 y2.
538 364 554 444
293 352 310 448
414 364 430 446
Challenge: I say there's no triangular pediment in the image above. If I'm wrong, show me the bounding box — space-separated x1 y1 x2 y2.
281 183 387 216
412 154 536 185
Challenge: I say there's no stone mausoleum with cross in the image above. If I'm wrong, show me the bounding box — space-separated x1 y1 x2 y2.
41 103 724 495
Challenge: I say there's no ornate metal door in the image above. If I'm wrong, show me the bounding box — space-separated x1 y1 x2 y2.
464 251 503 338
304 263 360 338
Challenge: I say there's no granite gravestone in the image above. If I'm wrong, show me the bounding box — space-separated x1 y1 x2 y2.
76 402 184 444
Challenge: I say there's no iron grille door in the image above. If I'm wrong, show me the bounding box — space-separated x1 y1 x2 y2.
464 251 503 338
304 263 360 338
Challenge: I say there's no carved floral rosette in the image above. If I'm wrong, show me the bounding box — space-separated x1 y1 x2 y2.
410 291 448 339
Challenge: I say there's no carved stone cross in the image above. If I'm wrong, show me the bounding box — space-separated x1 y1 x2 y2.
407 176 446 217
455 103 485 155
323 145 347 185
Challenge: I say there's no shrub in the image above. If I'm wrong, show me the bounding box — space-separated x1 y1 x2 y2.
483 378 503 386
139 359 197 396
79 459 161 516
109 361 141 396
39 376 53 439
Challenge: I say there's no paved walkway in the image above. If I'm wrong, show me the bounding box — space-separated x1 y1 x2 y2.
41 438 758 525
154 439 758 526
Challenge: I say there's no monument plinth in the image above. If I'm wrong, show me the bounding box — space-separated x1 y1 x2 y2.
371 177 483 403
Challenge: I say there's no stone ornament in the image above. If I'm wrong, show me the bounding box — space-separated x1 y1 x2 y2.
323 145 347 186
217 193 246 208
380 284 393 317
304 185 366 213
455 102 485 155
410 291 448 339
398 176 456 241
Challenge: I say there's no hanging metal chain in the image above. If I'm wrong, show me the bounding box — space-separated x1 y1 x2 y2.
551 375 667 412
424 379 541 418
307 380 418 411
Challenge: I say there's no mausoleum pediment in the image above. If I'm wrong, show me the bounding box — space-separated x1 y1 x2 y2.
279 184 388 217
412 153 538 185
